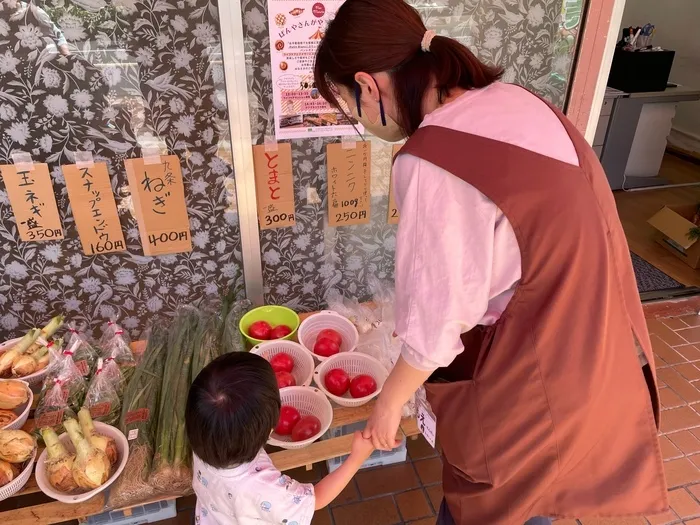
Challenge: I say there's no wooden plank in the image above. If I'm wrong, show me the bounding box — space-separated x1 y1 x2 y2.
0 495 104 525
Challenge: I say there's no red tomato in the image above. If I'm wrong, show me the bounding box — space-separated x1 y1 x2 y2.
324 368 350 396
270 352 294 373
270 325 293 339
317 329 343 347
274 406 301 436
249 321 272 340
314 339 340 358
350 375 377 398
291 415 322 442
276 371 296 389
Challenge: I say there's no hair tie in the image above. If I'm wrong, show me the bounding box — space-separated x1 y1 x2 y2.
421 30 436 52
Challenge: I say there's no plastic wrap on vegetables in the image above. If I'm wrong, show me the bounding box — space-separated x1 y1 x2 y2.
150 307 200 495
34 377 79 437
109 326 168 508
36 347 87 436
222 299 253 353
83 360 121 426
100 326 135 386
100 357 125 397
64 324 99 378
100 319 131 348
325 289 379 334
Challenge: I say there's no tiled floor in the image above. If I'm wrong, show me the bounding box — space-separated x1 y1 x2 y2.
102 297 700 525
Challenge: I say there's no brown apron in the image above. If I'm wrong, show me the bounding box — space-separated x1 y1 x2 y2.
398 96 668 524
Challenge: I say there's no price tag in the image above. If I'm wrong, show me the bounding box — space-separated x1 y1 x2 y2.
89 402 112 418
416 398 437 448
128 429 139 441
327 142 371 227
0 163 64 242
252 143 296 230
63 162 127 256
124 155 192 256
387 144 402 225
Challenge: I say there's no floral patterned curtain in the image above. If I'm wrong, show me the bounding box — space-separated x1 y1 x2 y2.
241 0 583 311
0 0 244 340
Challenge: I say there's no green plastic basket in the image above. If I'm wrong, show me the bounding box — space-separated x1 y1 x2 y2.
239 305 300 346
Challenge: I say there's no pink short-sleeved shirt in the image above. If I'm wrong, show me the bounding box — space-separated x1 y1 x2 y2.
393 82 579 371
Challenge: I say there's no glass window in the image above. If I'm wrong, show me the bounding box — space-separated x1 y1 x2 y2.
0 0 245 339
241 0 583 310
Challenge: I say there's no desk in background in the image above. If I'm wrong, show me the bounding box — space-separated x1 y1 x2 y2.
595 85 700 190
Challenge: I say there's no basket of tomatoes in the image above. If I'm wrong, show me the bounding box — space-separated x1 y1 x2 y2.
314 353 388 408
239 306 300 346
251 341 315 388
298 311 359 361
268 387 333 450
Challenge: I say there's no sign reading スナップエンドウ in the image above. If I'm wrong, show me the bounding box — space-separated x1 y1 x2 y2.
0 163 64 242
62 162 126 256
253 143 296 230
327 142 371 227
124 155 192 256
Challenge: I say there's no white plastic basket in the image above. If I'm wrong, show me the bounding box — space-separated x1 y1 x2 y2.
297 311 360 362
35 421 129 503
314 353 388 408
0 446 37 501
0 380 33 430
0 337 52 387
251 341 315 387
268 386 333 450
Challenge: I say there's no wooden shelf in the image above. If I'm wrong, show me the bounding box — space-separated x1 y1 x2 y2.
2 403 419 525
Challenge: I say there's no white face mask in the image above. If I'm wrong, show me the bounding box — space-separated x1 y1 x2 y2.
352 81 406 143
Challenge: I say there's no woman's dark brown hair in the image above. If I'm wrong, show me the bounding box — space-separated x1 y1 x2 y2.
314 0 502 136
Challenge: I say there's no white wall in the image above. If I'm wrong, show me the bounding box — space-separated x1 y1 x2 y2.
621 0 700 153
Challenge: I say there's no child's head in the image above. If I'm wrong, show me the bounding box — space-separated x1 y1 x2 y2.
186 352 281 469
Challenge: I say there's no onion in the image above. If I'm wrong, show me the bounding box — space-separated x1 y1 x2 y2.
0 380 29 410
0 429 35 463
63 418 110 490
41 427 78 493
0 459 15 487
78 408 117 466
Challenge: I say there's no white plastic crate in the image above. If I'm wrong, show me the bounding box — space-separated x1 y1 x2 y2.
324 421 407 473
82 499 177 525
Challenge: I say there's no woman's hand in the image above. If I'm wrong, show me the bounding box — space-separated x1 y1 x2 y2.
363 398 403 451
362 356 435 450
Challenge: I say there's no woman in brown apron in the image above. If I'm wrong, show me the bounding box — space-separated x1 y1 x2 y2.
314 1 668 524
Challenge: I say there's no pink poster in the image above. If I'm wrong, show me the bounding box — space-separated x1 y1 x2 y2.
267 0 363 140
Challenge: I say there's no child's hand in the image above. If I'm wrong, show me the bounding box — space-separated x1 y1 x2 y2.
351 431 375 460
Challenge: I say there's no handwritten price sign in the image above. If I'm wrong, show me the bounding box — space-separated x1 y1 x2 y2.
327 142 371 227
124 155 192 256
387 144 402 225
0 163 64 242
252 143 296 230
63 162 126 255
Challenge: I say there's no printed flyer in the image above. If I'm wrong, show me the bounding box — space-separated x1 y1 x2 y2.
267 0 362 139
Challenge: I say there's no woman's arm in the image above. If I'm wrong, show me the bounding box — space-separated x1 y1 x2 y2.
363 356 433 450
362 154 521 450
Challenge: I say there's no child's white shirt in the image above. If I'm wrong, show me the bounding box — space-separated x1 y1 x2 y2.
193 451 315 525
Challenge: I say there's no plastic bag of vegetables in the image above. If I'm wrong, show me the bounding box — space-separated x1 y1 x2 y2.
35 349 87 436
149 307 200 495
100 326 135 386
221 299 253 354
83 360 121 426
108 326 168 508
64 324 99 378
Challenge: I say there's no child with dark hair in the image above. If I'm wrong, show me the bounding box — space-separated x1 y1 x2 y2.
186 352 375 525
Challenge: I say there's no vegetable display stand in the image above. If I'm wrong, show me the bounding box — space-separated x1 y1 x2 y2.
0 401 419 524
